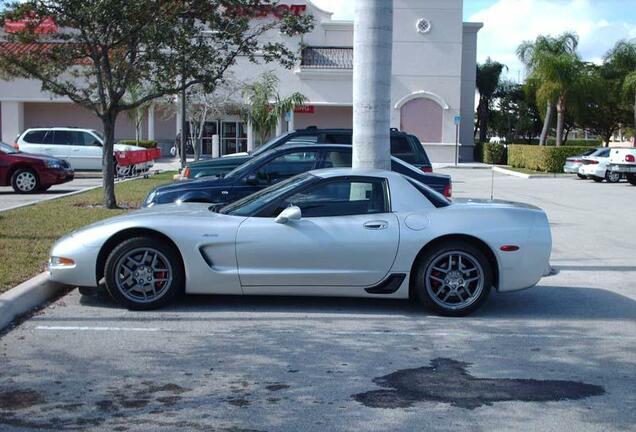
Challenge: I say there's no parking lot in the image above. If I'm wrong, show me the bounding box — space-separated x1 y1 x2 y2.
0 168 634 431
0 177 103 212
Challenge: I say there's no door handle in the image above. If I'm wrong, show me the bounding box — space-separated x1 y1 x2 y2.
363 220 388 230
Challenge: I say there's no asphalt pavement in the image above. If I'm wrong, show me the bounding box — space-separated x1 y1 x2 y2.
0 178 103 211
0 168 634 431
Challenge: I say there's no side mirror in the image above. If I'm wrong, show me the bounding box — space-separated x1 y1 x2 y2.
244 174 258 185
275 205 302 224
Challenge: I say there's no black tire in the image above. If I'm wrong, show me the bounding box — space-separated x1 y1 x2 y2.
591 176 604 183
104 237 184 310
605 170 621 183
577 173 587 179
11 168 40 193
413 240 493 317
38 185 51 192
627 173 636 186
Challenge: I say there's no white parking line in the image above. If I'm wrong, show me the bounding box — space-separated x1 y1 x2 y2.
35 325 160 332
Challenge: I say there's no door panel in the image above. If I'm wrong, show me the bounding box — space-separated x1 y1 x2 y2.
67 132 102 170
236 213 399 287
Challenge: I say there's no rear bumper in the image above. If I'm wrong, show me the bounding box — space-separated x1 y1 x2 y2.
579 165 605 177
609 163 636 173
563 162 581 174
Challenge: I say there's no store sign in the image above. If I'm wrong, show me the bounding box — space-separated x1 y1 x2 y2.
227 4 307 19
294 105 314 114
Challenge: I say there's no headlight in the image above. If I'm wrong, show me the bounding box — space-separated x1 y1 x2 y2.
46 160 63 169
145 190 157 206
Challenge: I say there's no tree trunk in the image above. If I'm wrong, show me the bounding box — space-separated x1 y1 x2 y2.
633 92 636 135
539 102 553 145
101 114 118 209
478 101 489 143
555 99 565 147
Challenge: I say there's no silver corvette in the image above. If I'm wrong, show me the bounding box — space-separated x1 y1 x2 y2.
49 169 552 316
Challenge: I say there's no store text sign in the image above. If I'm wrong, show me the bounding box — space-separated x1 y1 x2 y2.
227 4 307 19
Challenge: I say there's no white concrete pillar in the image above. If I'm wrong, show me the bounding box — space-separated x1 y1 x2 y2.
147 103 155 141
352 0 393 170
288 111 295 132
212 134 220 158
275 117 283 137
1 101 25 145
247 119 254 152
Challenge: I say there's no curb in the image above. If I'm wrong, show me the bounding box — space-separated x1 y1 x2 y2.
492 166 569 179
0 272 67 331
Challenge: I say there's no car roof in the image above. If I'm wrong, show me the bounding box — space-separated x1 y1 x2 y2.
294 127 408 136
23 127 96 132
310 167 403 180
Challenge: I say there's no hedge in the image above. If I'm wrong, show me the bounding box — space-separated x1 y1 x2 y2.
525 138 602 147
118 140 158 148
482 143 507 164
508 145 593 173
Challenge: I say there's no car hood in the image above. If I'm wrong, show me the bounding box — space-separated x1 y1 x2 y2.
12 151 65 164
451 198 543 212
155 176 235 193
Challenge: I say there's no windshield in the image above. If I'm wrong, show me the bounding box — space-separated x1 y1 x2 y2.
252 132 292 156
0 142 18 154
219 173 317 216
91 130 104 141
224 150 274 179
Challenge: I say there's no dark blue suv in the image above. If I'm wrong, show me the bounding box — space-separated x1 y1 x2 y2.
144 144 451 207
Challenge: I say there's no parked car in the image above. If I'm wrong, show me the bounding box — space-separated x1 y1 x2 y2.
0 141 74 193
49 168 551 316
144 144 451 207
181 127 433 179
563 148 598 178
578 147 621 183
608 147 636 186
16 127 152 172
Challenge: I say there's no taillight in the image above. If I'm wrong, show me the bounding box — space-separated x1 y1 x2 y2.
421 166 433 173
500 245 520 252
182 166 191 178
443 183 452 198
583 159 599 165
626 155 635 163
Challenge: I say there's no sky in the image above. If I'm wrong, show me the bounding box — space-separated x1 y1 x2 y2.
312 0 636 82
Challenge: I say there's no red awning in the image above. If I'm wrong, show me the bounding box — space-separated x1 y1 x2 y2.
4 17 57 34
0 42 59 55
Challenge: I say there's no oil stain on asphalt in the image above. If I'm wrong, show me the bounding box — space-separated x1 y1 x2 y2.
353 358 606 409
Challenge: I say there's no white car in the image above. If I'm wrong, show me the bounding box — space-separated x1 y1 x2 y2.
49 168 552 317
16 127 152 172
608 147 636 186
578 147 622 183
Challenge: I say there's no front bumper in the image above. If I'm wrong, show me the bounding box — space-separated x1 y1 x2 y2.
609 163 636 173
41 168 75 186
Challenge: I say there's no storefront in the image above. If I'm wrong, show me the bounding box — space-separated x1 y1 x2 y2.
0 0 481 162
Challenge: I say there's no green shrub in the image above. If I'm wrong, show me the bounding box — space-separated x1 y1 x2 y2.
482 143 507 164
525 138 601 146
118 140 157 148
474 142 484 162
508 145 592 173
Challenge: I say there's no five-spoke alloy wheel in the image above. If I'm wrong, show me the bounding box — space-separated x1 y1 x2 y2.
414 241 492 316
104 237 184 310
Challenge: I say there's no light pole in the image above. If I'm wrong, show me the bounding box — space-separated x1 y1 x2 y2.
352 0 393 170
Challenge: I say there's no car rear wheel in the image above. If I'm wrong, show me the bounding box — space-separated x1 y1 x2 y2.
627 173 636 186
11 168 40 193
605 170 621 183
104 237 184 310
414 241 492 317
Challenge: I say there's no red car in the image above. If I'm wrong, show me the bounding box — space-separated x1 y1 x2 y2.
0 142 74 193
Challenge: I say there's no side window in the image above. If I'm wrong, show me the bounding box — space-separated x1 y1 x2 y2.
391 136 416 163
324 133 352 144
322 150 352 168
252 151 318 186
279 178 387 217
52 131 72 145
599 149 610 158
23 131 47 144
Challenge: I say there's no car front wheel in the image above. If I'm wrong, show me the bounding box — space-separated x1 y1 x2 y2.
591 176 604 183
627 173 636 186
104 237 184 310
577 173 587 179
414 241 493 317
11 168 40 193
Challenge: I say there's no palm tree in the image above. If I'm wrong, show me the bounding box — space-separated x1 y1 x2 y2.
242 71 307 146
475 58 507 142
604 41 636 132
517 32 579 145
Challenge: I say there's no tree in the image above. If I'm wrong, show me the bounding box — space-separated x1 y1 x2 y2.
517 32 579 145
242 71 306 146
0 1 313 208
475 58 507 142
123 84 151 144
604 41 636 134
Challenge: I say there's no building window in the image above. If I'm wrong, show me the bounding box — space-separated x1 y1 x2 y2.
222 121 247 155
